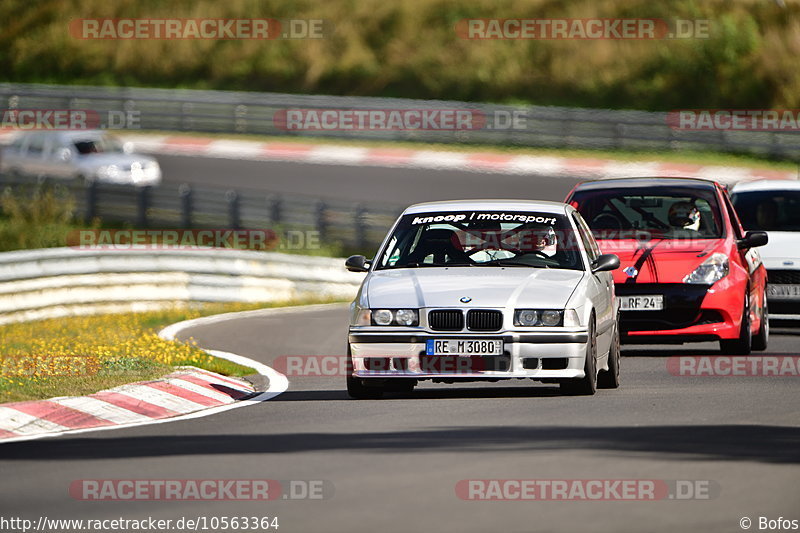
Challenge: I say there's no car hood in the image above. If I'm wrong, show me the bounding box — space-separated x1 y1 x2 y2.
758 232 800 270
364 267 584 309
596 238 722 284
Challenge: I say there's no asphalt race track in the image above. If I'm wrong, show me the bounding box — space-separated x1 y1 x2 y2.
156 153 581 204
1 156 798 533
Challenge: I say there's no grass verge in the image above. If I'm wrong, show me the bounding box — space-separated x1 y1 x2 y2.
0 297 345 403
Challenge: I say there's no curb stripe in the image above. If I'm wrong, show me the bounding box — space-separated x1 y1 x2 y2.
90 391 179 418
171 374 251 400
182 368 254 390
10 401 115 430
142 381 223 407
111 386 208 413
0 406 70 434
165 376 247 402
50 397 150 425
119 134 796 183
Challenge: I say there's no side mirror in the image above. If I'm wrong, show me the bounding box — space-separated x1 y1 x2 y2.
58 148 73 162
737 231 768 249
591 254 620 273
122 141 135 154
345 255 370 273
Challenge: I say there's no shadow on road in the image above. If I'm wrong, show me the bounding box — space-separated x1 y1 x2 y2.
2 424 798 464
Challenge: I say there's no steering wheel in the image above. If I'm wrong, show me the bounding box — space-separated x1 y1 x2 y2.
591 212 624 230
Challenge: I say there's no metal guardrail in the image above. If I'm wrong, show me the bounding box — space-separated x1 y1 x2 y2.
0 247 364 324
0 173 401 253
2 82 799 160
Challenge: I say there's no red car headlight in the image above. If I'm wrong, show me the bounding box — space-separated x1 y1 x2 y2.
683 253 729 285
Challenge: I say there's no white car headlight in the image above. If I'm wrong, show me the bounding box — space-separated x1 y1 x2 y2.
394 309 419 326
373 309 393 325
683 252 729 285
369 309 419 326
514 309 564 327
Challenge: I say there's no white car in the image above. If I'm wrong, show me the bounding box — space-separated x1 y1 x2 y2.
1 130 161 186
732 180 800 320
345 199 621 399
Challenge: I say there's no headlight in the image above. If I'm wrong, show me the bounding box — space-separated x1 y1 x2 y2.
514 309 564 327
683 252 729 285
373 309 393 325
394 309 418 326
370 309 419 326
516 310 539 326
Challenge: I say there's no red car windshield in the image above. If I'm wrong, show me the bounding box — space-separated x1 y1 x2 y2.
569 186 724 240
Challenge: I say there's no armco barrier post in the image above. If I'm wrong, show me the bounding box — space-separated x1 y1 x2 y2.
227 190 241 230
270 194 282 225
316 200 328 241
85 181 98 222
180 184 193 228
137 185 150 228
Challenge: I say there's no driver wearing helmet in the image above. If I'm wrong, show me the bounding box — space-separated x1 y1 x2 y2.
668 201 701 232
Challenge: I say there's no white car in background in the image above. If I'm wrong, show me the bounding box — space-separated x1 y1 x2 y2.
344 199 621 398
0 130 161 186
732 180 800 320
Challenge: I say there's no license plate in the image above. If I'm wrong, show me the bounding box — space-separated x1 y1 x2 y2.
425 339 503 356
619 295 664 311
767 284 800 299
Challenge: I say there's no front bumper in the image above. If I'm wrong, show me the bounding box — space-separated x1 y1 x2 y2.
348 330 589 380
617 281 742 344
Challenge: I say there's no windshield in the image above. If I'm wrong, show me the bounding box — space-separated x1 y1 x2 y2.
569 186 723 240
375 210 584 270
732 190 800 232
73 136 124 155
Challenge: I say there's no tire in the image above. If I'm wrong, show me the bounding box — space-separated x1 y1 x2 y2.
720 293 752 355
346 347 384 399
561 316 597 396
752 291 769 352
597 320 620 389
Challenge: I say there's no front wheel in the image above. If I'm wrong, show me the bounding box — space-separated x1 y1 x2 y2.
597 321 620 389
720 294 752 355
561 317 597 396
752 292 769 352
346 347 384 399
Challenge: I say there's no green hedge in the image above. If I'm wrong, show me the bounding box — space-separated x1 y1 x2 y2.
0 0 796 110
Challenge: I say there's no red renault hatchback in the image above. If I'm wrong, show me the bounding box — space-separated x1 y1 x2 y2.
566 177 769 354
